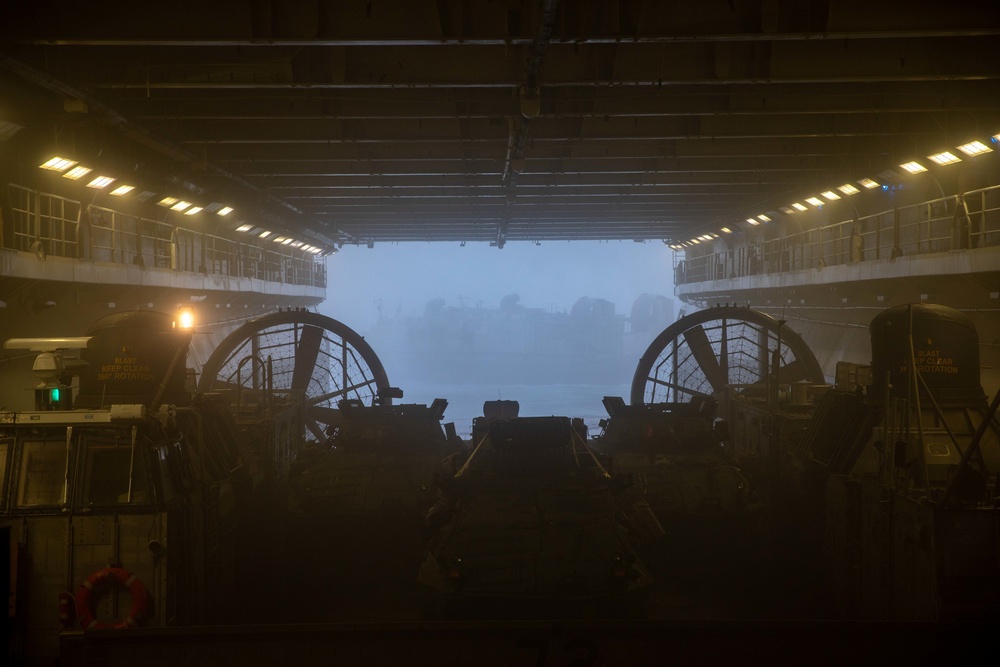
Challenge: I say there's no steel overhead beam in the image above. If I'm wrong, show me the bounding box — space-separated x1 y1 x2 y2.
110 80 1000 120
188 138 916 168
196 135 892 162
18 27 1000 47
147 110 980 143
232 157 840 177
67 37 1000 90
263 171 812 188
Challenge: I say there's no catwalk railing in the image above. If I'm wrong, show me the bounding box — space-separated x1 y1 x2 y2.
675 184 1000 285
1 184 326 289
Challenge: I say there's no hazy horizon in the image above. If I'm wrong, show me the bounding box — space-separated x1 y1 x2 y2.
318 240 677 424
320 240 676 333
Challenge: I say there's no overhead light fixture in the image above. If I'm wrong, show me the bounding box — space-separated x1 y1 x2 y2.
746 218 759 226
899 161 927 174
956 140 992 156
39 156 77 171
791 202 808 211
170 200 192 211
86 175 115 189
273 236 288 243
691 238 701 244
184 206 203 215
281 238 293 245
158 196 179 207
858 178 880 189
805 197 824 207
779 206 794 214
698 234 712 241
62 165 92 180
720 227 732 234
109 185 135 196
290 241 304 248
259 230 273 239
820 190 840 201
757 214 771 223
837 184 860 195
710 233 720 239
217 206 234 216
236 224 254 232
927 151 961 166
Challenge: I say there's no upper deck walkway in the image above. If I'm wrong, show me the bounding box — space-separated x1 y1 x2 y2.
1 182 327 316
674 184 1000 313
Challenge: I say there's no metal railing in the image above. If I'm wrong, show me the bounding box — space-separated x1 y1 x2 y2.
675 184 1000 285
3 184 327 289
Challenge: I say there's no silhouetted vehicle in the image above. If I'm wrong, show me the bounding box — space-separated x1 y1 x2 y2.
2 308 400 662
592 396 760 522
287 396 466 515
418 415 657 613
2 310 302 665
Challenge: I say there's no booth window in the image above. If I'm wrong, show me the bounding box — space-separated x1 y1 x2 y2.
81 439 148 505
17 439 69 507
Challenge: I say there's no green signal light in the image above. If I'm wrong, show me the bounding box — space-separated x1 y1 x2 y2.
50 387 60 402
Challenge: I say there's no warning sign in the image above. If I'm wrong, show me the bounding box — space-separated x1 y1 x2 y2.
96 356 156 382
914 349 958 374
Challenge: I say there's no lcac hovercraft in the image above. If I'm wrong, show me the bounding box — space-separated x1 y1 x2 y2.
1 308 392 664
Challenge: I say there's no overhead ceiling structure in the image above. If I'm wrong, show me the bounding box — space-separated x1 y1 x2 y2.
2 0 999 249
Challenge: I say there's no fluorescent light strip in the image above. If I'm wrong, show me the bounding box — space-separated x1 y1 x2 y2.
927 151 961 165
746 218 759 226
792 202 808 211
899 161 927 174
837 184 860 195
720 227 732 234
259 230 273 239
236 224 254 232
109 185 134 196
184 206 203 215
821 190 840 200
62 165 92 180
805 197 823 206
170 201 192 211
957 140 992 156
273 236 288 243
281 238 293 245
40 156 76 171
86 176 115 189
158 197 179 207
217 206 234 216
858 178 879 189
757 214 772 222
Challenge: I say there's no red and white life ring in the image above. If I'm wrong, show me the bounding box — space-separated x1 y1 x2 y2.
75 567 150 629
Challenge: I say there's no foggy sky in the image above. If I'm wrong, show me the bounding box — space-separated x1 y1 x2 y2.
320 240 676 332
